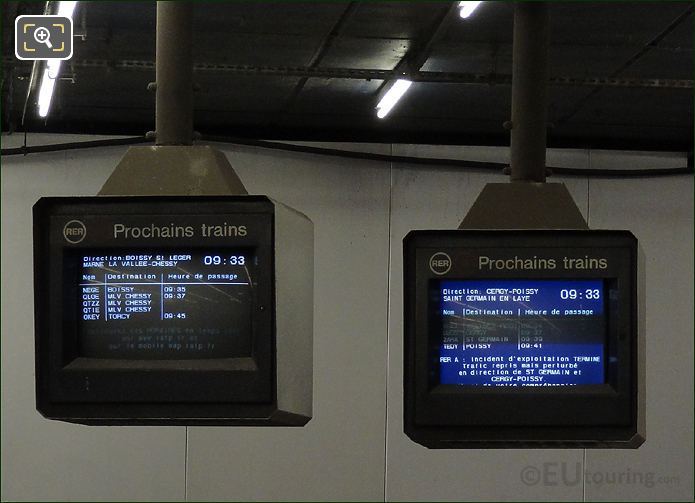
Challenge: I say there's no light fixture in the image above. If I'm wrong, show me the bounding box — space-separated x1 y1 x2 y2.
56 1 77 18
376 79 412 119
459 1 482 19
37 1 77 117
38 67 58 117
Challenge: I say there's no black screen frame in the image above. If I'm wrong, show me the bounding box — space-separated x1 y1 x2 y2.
403 230 640 448
34 196 278 423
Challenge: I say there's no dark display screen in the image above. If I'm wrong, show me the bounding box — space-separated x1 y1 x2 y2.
436 279 605 386
74 250 255 359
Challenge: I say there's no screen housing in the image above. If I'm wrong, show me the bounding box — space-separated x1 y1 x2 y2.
404 230 641 448
34 196 282 424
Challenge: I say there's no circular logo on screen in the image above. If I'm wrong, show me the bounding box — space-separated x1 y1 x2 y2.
429 252 452 275
63 220 86 244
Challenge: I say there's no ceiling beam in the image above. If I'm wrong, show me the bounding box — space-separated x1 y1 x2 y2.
555 5 694 125
15 58 689 89
389 3 460 77
276 2 359 123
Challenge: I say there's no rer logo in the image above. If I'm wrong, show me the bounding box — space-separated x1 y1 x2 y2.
15 15 73 61
429 252 452 275
63 220 86 244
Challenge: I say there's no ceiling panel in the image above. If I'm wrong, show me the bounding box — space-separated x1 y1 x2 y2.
82 1 155 31
72 28 155 60
398 82 511 124
658 10 694 48
191 2 348 36
421 42 511 74
340 2 450 39
1 1 692 151
195 74 301 112
621 47 693 80
548 2 691 46
566 87 693 128
548 46 639 77
291 78 384 114
194 32 324 67
318 37 411 70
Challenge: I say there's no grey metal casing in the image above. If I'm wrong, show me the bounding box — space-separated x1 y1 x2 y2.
460 182 644 446
272 198 314 420
404 182 644 448
95 145 313 424
459 182 588 230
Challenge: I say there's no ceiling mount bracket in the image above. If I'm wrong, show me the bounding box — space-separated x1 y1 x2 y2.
509 2 551 183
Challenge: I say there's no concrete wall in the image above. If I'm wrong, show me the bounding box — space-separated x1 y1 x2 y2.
1 134 692 501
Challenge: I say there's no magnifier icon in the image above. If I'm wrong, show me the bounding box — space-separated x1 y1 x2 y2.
33 27 52 49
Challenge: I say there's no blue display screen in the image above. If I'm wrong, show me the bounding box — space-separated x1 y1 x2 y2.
437 280 605 386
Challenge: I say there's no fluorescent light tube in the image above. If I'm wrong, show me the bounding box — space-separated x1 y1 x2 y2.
38 68 58 117
46 58 62 78
57 1 77 18
38 57 63 118
376 79 412 119
459 1 482 19
37 2 77 117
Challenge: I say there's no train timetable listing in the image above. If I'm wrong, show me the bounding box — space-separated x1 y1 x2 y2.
437 279 606 386
78 252 250 323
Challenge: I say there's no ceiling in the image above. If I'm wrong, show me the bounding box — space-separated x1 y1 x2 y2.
2 1 693 151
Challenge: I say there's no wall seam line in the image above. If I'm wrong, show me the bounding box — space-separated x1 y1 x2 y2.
583 448 587 501
184 426 189 501
383 143 394 502
587 149 592 225
584 147 590 503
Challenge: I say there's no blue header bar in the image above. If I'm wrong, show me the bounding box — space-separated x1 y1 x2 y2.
440 279 604 316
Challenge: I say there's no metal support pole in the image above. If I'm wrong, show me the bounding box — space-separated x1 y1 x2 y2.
510 3 550 182
155 1 193 146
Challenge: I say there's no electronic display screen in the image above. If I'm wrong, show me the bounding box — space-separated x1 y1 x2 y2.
74 250 255 359
437 279 605 386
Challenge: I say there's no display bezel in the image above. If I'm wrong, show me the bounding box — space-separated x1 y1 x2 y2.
35 196 277 420
403 230 639 446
